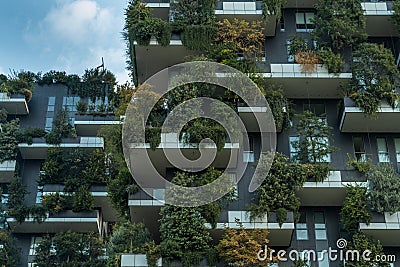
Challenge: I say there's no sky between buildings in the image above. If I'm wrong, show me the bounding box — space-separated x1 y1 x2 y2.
0 0 130 84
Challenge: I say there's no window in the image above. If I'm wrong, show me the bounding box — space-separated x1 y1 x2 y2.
377 138 390 163
296 11 315 32
279 14 285 32
45 117 53 131
307 137 331 163
314 212 327 241
63 96 80 126
289 136 300 162
287 40 294 62
296 211 308 240
243 136 254 163
228 173 238 198
353 137 367 162
318 251 330 267
29 236 44 255
36 186 43 204
394 138 400 171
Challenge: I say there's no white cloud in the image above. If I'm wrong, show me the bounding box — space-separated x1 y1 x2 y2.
26 0 129 83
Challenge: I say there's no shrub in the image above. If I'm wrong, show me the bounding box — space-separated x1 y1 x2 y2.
367 163 400 214
295 50 320 74
317 47 345 74
340 185 370 233
288 35 308 56
76 100 87 114
72 186 94 212
181 25 215 50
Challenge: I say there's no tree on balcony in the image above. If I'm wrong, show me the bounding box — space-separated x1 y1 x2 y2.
367 163 400 214
340 185 371 234
34 231 105 266
293 111 336 167
159 205 213 266
313 0 366 50
217 221 277 266
0 118 19 162
349 43 400 115
0 229 20 267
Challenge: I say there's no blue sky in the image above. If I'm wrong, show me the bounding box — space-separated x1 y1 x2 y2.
0 0 130 83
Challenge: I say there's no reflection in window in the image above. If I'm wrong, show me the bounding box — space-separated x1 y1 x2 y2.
289 136 300 162
296 11 315 32
296 211 308 240
314 212 327 241
377 138 390 163
353 136 367 162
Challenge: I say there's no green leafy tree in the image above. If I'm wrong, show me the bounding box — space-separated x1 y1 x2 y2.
250 153 307 225
0 119 20 162
367 163 400 214
349 43 400 115
106 222 153 266
313 0 366 50
7 177 29 223
171 0 217 29
159 205 212 265
34 235 57 267
293 111 336 164
345 232 389 267
340 185 370 233
0 230 20 267
72 186 94 212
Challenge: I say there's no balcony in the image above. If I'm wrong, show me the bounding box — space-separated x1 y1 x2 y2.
296 170 367 206
339 97 400 132
265 64 352 99
237 105 281 132
285 0 317 8
362 1 396 37
127 133 239 179
215 2 277 36
42 184 119 222
360 211 400 246
7 210 101 234
0 160 16 183
143 0 170 20
74 115 121 136
0 93 29 115
18 137 104 159
205 210 295 247
121 254 162 267
135 35 201 84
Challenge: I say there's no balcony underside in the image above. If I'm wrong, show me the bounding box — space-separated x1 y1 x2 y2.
74 121 121 136
366 15 397 37
146 3 170 20
127 143 239 179
266 64 351 99
238 107 280 132
0 160 16 183
0 98 29 115
7 213 99 234
340 107 400 133
360 227 400 246
135 43 200 84
285 0 316 8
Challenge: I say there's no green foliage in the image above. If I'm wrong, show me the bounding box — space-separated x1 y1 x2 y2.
16 127 46 145
0 108 7 123
181 25 216 50
367 163 400 214
106 221 152 265
42 193 73 214
35 231 106 266
170 168 236 228
345 232 389 267
99 125 138 218
346 154 372 174
340 185 370 233
262 0 285 21
288 35 308 56
313 0 366 50
72 186 95 212
131 18 171 46
293 110 337 164
249 153 306 223
144 241 161 267
392 0 400 34
0 119 19 162
349 43 400 115
145 127 161 150
45 108 75 144
171 0 217 29
76 100 88 114
276 207 288 226
7 177 29 224
0 70 36 99
114 82 135 117
317 47 345 74
0 229 21 267
159 205 212 264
